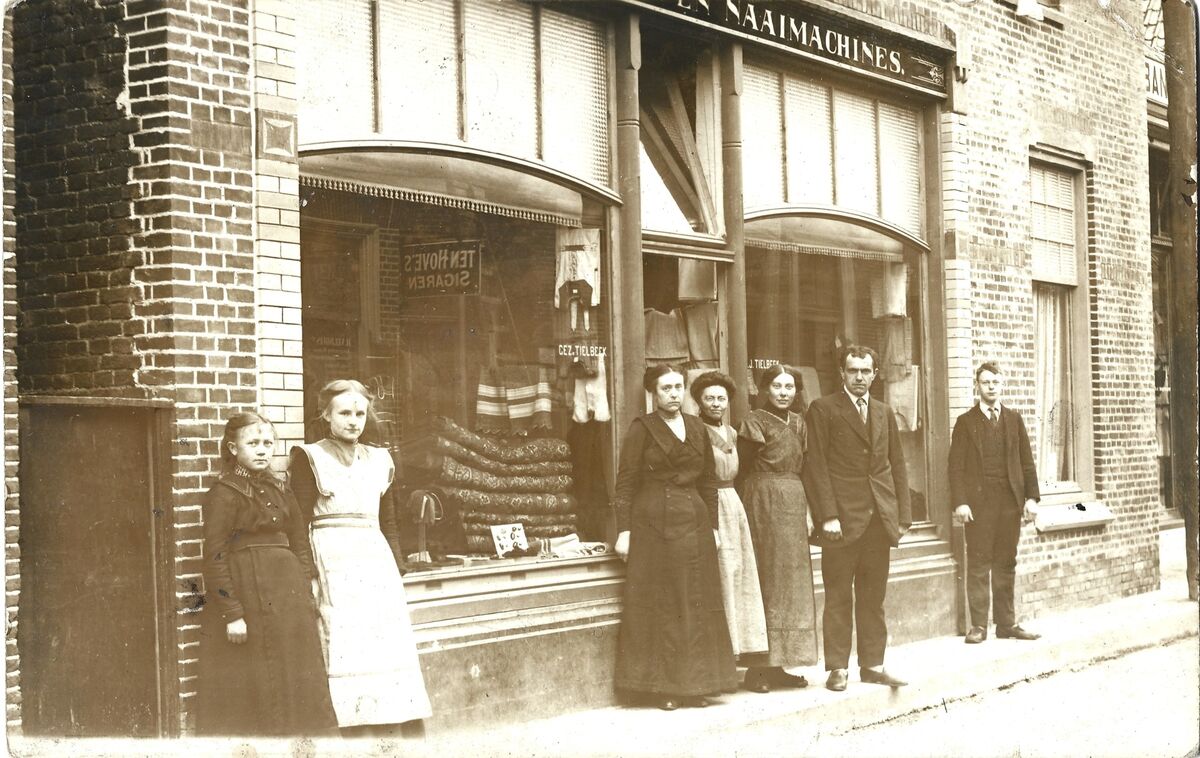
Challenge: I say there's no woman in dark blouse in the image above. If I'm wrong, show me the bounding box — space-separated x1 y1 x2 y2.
613 365 737 710
197 412 336 736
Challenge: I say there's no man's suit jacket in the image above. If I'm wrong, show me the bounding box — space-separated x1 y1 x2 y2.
948 405 1040 510
803 391 912 547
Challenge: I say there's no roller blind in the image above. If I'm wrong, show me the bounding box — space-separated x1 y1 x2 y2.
463 0 538 157
296 0 374 143
878 102 922 235
741 66 785 210
832 91 878 215
542 10 610 186
1030 164 1078 284
784 79 833 205
378 0 458 141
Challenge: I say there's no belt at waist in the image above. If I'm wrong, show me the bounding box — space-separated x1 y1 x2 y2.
715 479 737 490
311 513 379 529
229 533 290 552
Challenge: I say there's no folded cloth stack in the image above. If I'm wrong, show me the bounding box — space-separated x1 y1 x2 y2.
430 417 578 554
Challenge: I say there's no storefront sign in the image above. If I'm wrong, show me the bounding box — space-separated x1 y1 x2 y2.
400 239 482 298
603 0 949 95
1146 56 1168 105
305 319 358 353
558 344 608 358
748 357 780 369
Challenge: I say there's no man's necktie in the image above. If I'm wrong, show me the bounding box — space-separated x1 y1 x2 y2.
857 397 868 425
990 407 1000 425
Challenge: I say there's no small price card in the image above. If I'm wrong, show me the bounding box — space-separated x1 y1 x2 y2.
489 523 529 558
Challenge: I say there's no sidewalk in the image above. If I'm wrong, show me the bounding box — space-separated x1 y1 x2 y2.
420 527 1199 758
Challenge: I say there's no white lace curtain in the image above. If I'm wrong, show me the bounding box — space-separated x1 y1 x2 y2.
1034 282 1075 484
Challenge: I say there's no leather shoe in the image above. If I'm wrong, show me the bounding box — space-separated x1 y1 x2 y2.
658 696 679 711
825 669 848 691
741 675 769 694
996 625 1040 640
860 667 907 687
682 696 711 708
965 626 987 644
768 669 809 689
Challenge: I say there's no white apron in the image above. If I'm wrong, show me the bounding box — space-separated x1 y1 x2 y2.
300 440 432 727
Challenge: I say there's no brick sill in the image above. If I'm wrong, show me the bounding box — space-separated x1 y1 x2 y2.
1034 495 1113 533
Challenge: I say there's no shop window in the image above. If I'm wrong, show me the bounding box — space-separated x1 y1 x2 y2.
742 63 923 235
639 29 723 237
1151 247 1173 510
1029 158 1093 494
1149 146 1171 240
743 240 929 523
301 190 614 569
642 254 722 412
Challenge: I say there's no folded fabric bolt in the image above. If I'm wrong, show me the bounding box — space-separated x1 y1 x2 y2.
435 486 577 515
435 416 571 463
439 457 573 494
431 437 573 477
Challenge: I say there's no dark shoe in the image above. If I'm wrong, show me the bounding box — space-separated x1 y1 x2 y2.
825 669 848 691
965 626 987 644
996 625 1040 640
682 696 711 708
741 674 770 694
860 667 907 687
658 696 679 711
768 669 809 689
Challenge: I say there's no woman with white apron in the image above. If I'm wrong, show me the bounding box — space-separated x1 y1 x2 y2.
289 379 432 735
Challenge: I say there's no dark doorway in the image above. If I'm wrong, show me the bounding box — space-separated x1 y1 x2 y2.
17 399 173 737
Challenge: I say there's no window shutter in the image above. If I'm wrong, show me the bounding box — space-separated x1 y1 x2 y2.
741 65 785 210
1030 165 1078 284
296 0 375 143
784 79 833 205
377 0 459 142
463 1 538 158
541 10 610 186
832 91 879 215
878 102 922 235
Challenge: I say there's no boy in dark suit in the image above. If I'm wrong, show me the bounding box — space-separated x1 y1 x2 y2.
949 361 1041 644
804 345 911 691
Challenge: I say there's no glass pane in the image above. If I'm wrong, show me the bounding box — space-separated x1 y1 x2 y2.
302 190 614 561
878 102 922 235
832 91 879 214
1033 282 1075 485
542 10 610 185
464 0 538 157
378 0 459 141
744 246 928 521
640 142 697 234
742 66 785 210
784 79 833 205
296 0 375 142
1030 165 1077 282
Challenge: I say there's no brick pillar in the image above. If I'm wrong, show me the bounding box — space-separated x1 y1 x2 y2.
249 0 304 462
940 110 975 423
120 0 257 733
1 8 19 733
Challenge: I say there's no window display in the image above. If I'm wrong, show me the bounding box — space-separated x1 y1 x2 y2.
300 189 613 572
744 245 929 522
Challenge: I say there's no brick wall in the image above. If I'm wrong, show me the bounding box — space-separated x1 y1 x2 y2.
12 0 258 734
2 7 20 733
935 0 1159 616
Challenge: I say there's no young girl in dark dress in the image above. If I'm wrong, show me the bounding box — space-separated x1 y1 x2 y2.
197 412 337 736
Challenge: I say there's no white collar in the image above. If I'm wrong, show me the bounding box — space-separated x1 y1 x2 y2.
978 400 1004 417
845 387 870 406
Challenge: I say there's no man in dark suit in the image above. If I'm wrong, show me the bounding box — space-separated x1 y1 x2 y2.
949 361 1041 644
804 345 911 691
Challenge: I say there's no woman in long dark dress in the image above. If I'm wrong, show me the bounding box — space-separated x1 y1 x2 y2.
197 412 337 736
613 365 737 710
737 364 819 693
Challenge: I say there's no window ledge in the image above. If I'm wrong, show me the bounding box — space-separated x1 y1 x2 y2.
1034 496 1113 533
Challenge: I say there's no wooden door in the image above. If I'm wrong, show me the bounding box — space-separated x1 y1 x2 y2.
18 401 172 737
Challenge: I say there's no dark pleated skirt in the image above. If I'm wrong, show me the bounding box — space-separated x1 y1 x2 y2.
196 546 338 736
614 487 737 697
